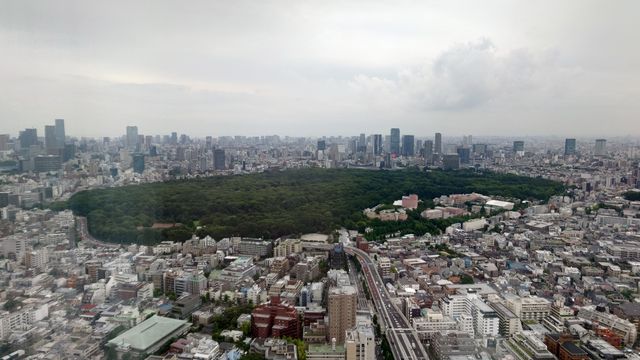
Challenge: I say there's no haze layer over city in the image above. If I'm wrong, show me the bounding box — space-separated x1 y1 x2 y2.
1 2 640 360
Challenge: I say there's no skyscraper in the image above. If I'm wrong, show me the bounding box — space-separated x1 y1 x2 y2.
372 134 382 156
44 125 57 153
132 154 145 174
54 119 65 147
434 133 442 154
214 149 226 170
328 286 357 344
317 140 326 151
595 139 607 156
358 133 366 152
126 126 139 149
564 138 576 156
390 128 400 155
456 146 470 164
442 154 460 170
401 135 415 157
0 134 9 151
19 128 38 149
424 140 434 162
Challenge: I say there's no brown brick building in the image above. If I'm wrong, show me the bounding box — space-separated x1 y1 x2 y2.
252 296 301 339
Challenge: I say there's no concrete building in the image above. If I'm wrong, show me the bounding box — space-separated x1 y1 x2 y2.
390 128 400 155
507 331 555 360
490 302 522 337
328 285 357 344
274 238 302 257
577 306 637 346
33 155 61 173
237 238 273 258
442 154 460 170
170 294 202 319
431 332 475 360
345 320 375 360
506 296 551 322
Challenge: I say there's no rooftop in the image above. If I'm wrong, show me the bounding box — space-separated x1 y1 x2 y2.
107 315 189 351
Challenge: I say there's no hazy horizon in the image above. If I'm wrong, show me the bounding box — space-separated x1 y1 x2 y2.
1 1 639 137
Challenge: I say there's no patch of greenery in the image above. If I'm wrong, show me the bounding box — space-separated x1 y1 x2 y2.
64 168 563 244
623 191 640 201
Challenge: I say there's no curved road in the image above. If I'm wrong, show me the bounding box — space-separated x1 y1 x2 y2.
76 216 122 248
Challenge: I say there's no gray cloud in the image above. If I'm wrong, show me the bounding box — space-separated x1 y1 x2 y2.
0 1 639 137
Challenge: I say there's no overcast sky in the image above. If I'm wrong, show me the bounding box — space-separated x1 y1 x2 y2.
1 1 639 138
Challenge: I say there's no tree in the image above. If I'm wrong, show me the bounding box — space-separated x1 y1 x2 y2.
460 274 474 284
2 298 21 311
63 169 563 245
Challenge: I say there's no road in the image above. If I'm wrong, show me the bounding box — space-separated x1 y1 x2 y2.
76 216 122 248
346 246 430 360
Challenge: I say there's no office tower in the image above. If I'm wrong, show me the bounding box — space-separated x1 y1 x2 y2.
19 128 38 149
54 119 65 147
456 146 470 164
384 135 391 153
0 134 9 151
214 149 226 170
126 126 139 149
472 143 487 156
424 140 434 161
132 154 145 173
317 140 326 151
145 135 153 148
595 139 607 156
435 133 442 154
44 125 57 152
171 132 178 144
328 286 357 344
401 135 415 156
513 141 525 153
358 133 366 152
63 144 76 162
384 153 392 169
390 128 400 155
416 140 423 155
442 154 460 170
564 138 576 156
372 134 382 156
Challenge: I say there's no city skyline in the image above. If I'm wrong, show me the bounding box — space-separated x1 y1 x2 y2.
1 1 640 137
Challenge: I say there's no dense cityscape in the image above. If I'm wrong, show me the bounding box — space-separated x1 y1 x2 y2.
0 120 639 360
3 1 640 360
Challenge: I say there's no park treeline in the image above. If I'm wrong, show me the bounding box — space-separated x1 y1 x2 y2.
62 168 564 244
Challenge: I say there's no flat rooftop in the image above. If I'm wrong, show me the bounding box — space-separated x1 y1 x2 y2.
107 315 189 351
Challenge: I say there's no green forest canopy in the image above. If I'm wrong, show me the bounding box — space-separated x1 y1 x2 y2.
64 168 564 244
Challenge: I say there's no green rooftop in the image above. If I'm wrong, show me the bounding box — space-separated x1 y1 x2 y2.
107 315 190 352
